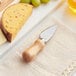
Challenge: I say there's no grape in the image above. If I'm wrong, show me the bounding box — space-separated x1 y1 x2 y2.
20 0 31 3
41 0 50 3
32 0 41 7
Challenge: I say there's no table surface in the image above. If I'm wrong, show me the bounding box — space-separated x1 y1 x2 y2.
0 1 76 76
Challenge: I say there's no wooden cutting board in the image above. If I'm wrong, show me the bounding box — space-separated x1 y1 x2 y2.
0 0 14 12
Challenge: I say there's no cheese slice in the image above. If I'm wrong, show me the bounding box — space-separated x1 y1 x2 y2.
0 29 6 45
2 3 33 42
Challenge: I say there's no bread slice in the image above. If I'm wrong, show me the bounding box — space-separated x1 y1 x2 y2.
1 3 33 42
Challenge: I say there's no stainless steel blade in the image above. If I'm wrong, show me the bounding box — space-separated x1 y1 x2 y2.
39 25 57 43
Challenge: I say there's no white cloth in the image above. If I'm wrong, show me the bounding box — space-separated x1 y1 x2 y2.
0 1 76 76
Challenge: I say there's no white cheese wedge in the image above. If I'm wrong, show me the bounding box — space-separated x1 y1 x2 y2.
0 29 6 45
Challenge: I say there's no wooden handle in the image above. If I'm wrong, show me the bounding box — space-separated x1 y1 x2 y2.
22 39 45 62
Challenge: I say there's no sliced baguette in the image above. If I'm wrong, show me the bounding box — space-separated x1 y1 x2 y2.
1 3 33 42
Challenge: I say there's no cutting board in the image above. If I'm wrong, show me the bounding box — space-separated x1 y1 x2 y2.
0 0 13 12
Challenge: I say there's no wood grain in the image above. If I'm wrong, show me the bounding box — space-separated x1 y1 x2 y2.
22 39 45 62
0 0 14 11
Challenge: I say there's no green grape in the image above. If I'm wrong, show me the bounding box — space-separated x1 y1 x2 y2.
41 0 50 3
32 0 41 7
20 0 31 3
